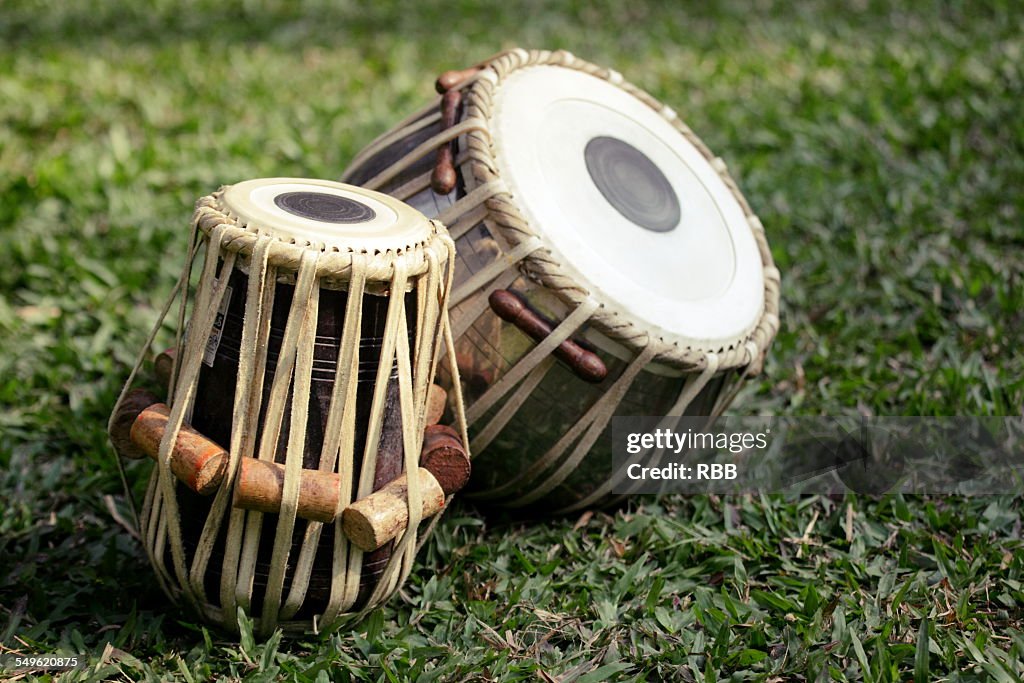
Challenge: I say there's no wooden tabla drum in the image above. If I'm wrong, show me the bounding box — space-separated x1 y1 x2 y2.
341 49 781 513
108 178 467 635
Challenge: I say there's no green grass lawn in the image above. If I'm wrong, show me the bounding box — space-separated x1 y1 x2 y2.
2 0 1023 680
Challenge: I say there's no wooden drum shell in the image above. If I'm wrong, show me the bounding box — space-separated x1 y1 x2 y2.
125 179 460 636
175 266 414 619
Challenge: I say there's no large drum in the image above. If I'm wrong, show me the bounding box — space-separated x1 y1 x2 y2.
341 49 781 513
109 178 466 635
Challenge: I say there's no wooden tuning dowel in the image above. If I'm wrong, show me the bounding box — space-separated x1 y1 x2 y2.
419 424 470 495
425 383 447 426
120 401 229 495
341 424 471 552
430 88 462 195
153 348 176 389
109 388 163 460
341 467 446 553
113 395 340 515
488 289 608 383
232 458 340 523
111 387 470 533
435 65 483 93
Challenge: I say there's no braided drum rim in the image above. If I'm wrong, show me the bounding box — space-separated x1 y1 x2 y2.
461 48 781 373
193 184 453 284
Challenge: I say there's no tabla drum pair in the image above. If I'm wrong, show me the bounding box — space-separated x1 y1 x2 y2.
342 48 781 513
109 178 469 635
108 47 780 636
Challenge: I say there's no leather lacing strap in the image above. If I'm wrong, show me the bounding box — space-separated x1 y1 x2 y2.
361 120 489 193
436 179 506 228
345 109 442 176
556 353 722 514
483 343 660 506
451 237 544 308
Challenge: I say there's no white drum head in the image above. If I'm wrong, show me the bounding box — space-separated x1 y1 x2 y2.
489 66 765 348
221 178 432 252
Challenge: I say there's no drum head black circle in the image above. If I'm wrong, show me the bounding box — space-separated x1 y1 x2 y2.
584 136 680 233
273 191 377 224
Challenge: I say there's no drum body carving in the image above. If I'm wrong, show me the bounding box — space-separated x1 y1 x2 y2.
110 178 463 635
342 49 781 513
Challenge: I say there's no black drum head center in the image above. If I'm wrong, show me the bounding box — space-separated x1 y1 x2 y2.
274 191 377 224
584 136 680 233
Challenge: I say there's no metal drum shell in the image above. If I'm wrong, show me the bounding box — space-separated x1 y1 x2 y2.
343 109 743 513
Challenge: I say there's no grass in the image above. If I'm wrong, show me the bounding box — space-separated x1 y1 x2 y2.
1 0 1023 680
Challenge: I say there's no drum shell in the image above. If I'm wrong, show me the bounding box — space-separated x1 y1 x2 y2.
344 109 732 512
172 262 415 618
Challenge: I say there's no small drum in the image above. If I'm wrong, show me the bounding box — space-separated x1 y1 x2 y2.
109 178 466 635
341 49 781 513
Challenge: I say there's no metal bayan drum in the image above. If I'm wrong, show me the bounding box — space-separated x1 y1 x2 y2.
342 49 781 513
109 178 466 635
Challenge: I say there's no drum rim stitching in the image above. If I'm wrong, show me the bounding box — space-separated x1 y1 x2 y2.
191 190 453 282
460 48 781 372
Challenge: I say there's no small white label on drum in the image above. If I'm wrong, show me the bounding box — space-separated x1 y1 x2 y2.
202 284 233 367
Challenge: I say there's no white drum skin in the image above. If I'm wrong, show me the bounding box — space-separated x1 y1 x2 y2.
221 177 432 252
490 66 764 348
